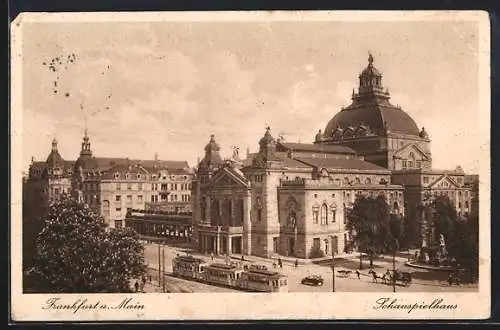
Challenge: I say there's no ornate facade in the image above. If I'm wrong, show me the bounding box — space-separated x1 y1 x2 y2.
27 138 73 203
192 129 406 259
192 54 474 259
27 132 193 229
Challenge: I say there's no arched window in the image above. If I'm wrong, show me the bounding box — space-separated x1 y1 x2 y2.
393 202 399 212
256 197 263 222
320 204 328 224
287 198 298 227
312 204 319 224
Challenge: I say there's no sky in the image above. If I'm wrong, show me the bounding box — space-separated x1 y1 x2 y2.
20 17 483 173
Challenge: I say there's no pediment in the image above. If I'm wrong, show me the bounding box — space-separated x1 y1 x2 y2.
394 143 430 160
428 175 460 189
209 167 250 188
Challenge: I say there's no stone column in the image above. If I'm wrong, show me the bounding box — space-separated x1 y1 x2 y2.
216 230 220 255
205 195 211 226
243 194 252 256
228 235 232 255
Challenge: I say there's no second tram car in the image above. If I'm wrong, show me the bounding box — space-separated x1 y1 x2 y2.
203 263 245 287
239 264 289 292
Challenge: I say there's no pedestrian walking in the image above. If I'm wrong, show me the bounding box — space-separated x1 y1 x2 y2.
294 259 298 269
356 270 360 279
278 258 283 269
448 273 453 286
241 255 244 262
142 276 146 286
134 281 139 293
211 252 214 261
148 275 152 283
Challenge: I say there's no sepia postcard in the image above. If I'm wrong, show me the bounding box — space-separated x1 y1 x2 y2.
10 10 491 321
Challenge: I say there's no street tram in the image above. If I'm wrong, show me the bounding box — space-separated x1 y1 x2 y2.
203 263 245 287
239 264 289 292
172 255 207 281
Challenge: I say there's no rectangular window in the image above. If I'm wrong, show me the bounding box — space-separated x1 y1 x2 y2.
126 195 132 204
423 177 429 184
115 195 121 202
116 208 121 212
313 211 319 224
138 183 142 190
416 161 422 168
402 160 407 169
116 183 121 190
151 195 155 202
331 210 336 222
138 195 143 203
127 183 132 190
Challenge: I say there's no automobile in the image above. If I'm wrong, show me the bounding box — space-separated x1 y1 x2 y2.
301 275 324 286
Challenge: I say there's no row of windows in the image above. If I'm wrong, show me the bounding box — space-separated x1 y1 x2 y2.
115 194 144 203
311 204 337 225
117 182 142 191
312 191 403 200
113 173 190 181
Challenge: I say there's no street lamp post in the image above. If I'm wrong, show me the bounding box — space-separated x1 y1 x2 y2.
157 242 161 289
162 243 166 293
392 239 399 293
331 244 335 292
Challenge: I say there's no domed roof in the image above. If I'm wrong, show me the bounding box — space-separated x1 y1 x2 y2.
323 53 420 138
46 150 64 165
324 104 420 137
45 138 65 166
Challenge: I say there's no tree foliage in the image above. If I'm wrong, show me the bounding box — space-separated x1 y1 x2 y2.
26 197 146 293
345 195 401 266
429 196 478 276
401 212 421 250
430 195 458 247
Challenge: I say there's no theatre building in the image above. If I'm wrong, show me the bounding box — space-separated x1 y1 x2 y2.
191 53 474 259
192 130 405 259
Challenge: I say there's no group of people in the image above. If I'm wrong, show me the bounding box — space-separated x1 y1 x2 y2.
133 275 152 293
272 258 284 269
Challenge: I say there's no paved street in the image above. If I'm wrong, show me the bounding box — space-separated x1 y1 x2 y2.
142 243 478 293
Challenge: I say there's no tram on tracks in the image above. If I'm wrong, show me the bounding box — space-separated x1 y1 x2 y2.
171 255 289 292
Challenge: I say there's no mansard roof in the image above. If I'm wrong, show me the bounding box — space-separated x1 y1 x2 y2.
295 156 390 172
277 142 356 155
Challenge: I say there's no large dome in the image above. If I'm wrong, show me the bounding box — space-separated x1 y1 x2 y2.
323 53 420 138
324 104 420 136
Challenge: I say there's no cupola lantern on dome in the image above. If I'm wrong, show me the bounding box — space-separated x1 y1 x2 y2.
199 134 223 170
323 53 421 139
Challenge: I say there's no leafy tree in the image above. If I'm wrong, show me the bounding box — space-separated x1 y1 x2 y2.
345 195 394 268
430 195 458 247
22 180 49 270
26 197 146 293
401 212 421 250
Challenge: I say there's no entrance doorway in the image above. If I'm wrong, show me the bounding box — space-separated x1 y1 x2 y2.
289 237 295 256
231 236 242 254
